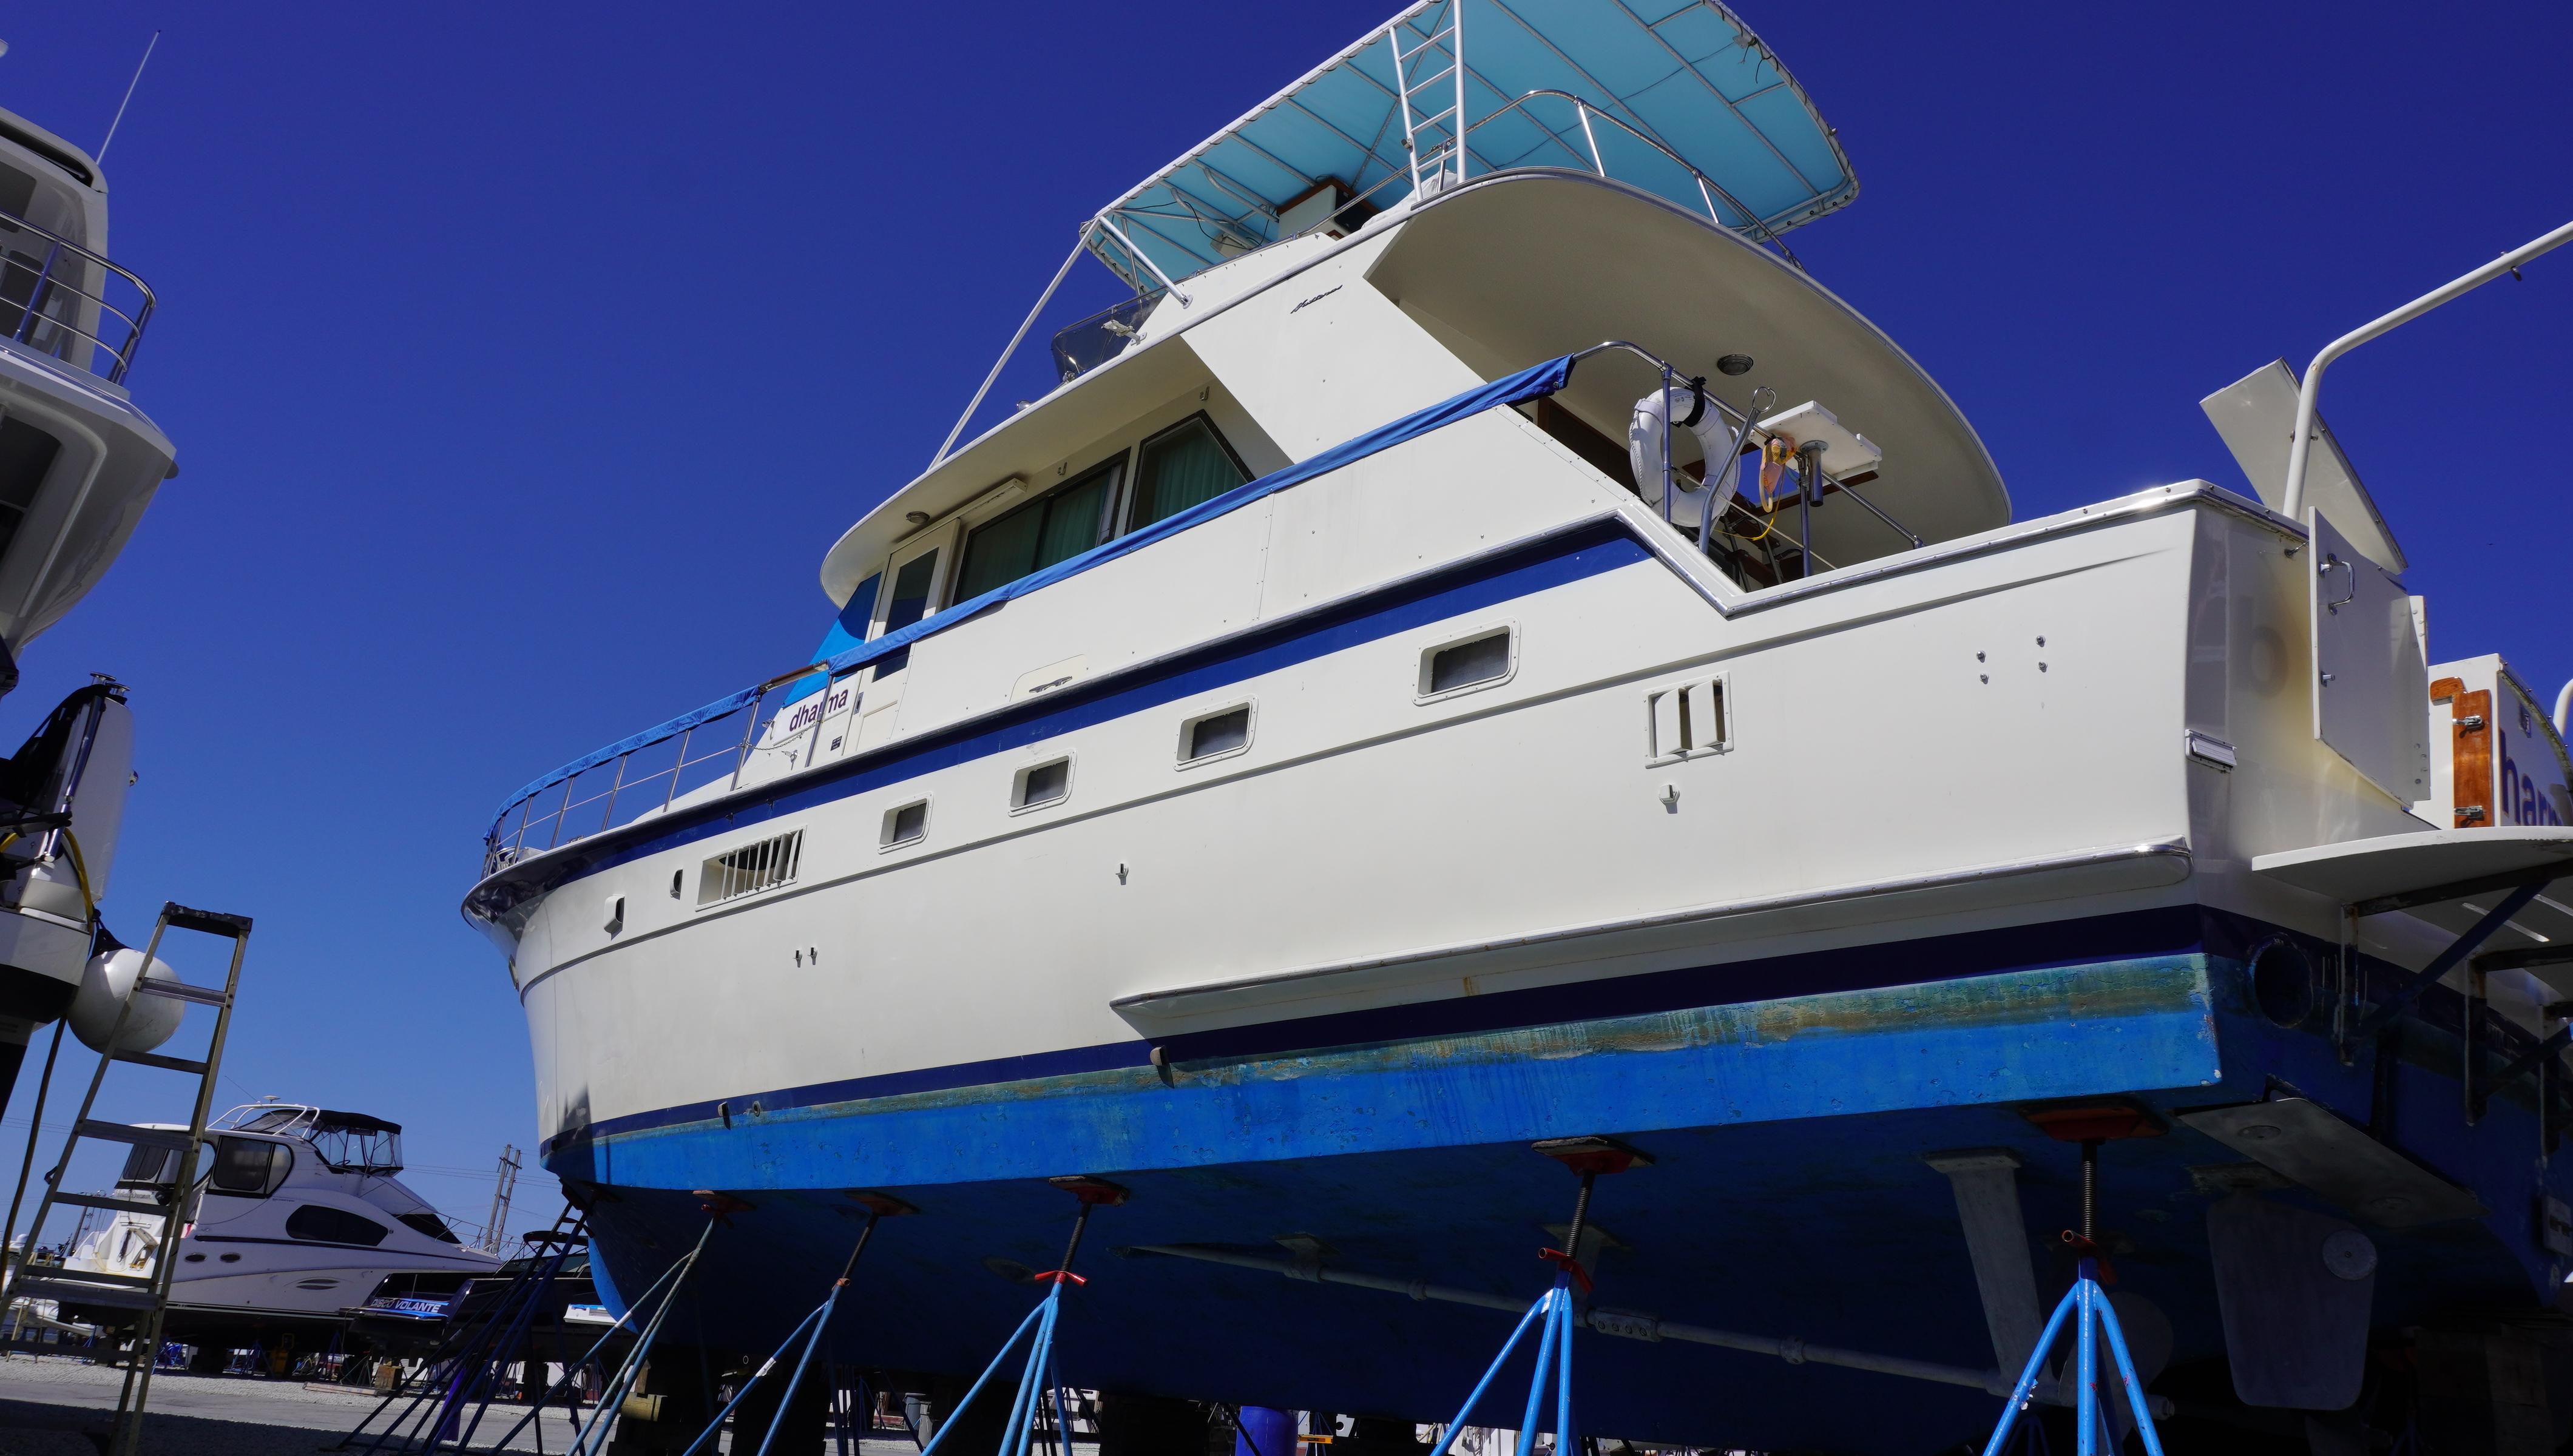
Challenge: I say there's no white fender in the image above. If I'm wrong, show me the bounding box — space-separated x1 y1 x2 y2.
69 948 181 1053
1627 385 1746 531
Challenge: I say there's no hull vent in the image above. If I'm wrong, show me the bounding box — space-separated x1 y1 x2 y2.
700 831 803 906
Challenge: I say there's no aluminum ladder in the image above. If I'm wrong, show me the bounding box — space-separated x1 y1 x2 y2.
1392 0 1469 195
6 900 252 1456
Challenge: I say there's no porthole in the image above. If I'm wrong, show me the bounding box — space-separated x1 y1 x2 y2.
1178 704 1254 767
880 798 929 849
1418 624 1516 703
2248 937 2316 1028
1012 757 1072 812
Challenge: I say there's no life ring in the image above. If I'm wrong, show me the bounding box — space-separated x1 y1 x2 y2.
1627 380 1748 530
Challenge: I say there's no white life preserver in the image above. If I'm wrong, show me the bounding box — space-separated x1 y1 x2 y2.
1627 383 1747 530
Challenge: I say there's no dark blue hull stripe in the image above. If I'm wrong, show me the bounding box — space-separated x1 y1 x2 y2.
475 517 1649 920
547 903 2217 1155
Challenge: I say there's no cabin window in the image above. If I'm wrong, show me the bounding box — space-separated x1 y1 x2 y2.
957 459 1121 600
116 1145 181 1190
1179 704 1254 766
1012 757 1072 812
881 799 928 849
870 547 944 677
285 1204 390 1248
0 417 61 563
208 1137 292 1198
397 1212 462 1244
1419 627 1516 701
699 831 803 906
1127 416 1249 530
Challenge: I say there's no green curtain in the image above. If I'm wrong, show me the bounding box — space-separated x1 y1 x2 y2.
1134 421 1246 528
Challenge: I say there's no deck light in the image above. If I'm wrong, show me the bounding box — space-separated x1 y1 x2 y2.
1716 354 1753 376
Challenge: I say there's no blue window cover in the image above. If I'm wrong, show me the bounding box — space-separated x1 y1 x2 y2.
493 354 1577 826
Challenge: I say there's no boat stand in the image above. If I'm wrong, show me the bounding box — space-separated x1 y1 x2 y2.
917 1176 1129 1456
337 1202 588 1454
1978 1130 2166 1456
669 1191 916 1456
1429 1138 1647 1456
550 1192 743 1456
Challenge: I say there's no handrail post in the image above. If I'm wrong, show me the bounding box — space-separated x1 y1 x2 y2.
15 243 60 345
729 689 771 793
1577 101 1603 175
598 752 630 834
663 727 694 811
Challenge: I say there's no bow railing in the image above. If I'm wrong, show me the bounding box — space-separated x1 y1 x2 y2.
0 208 155 384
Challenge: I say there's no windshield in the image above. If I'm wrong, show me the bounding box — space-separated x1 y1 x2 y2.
234 1105 404 1174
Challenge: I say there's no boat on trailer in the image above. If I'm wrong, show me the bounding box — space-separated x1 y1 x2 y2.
465 2 2573 1449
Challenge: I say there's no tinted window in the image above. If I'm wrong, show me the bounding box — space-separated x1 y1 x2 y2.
285 1205 390 1247
397 1212 462 1245
1015 759 1069 809
1427 631 1512 695
208 1138 290 1197
957 462 1119 601
870 548 943 677
117 1145 180 1187
1185 707 1251 761
1129 417 1248 530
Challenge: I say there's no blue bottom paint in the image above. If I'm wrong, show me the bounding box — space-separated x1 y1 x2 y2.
549 912 2572 1454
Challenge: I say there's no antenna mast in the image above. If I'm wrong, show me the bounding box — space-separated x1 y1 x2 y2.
96 30 161 164
481 1144 521 1253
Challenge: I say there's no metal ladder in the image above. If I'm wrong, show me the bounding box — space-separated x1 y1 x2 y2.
7 900 252 1456
1392 0 1469 195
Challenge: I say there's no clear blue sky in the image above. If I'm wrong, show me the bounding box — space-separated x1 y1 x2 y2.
0 1 2563 1235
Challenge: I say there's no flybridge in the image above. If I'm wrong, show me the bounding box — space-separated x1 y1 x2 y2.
1087 0 1856 295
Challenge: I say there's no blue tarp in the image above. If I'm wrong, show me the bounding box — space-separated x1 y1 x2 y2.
493 354 1578 829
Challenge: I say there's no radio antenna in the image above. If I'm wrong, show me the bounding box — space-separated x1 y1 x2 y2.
96 30 161 164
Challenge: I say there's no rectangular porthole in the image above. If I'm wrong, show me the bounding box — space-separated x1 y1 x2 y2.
1178 704 1254 767
1012 757 1072 812
881 799 928 850
698 830 803 906
1646 678 1729 764
1418 625 1516 703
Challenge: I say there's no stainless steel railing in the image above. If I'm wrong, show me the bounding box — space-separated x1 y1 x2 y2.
0 209 155 385
1445 90 1804 266
482 664 870 877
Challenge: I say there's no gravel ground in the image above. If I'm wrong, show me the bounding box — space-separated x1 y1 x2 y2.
0 1353 583 1454
0 1353 936 1454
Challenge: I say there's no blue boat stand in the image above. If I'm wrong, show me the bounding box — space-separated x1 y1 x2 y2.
1978 1138 2168 1456
916 1176 1131 1456
1429 1138 1648 1456
668 1191 919 1456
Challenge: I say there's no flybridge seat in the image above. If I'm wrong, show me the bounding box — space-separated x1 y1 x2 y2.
1060 0 1855 372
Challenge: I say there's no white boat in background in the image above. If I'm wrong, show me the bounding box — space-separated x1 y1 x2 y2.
59 1102 500 1355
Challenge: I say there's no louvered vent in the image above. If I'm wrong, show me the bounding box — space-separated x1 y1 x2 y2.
699 830 803 906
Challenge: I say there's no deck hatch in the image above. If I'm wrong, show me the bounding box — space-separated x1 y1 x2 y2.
698 830 803 906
